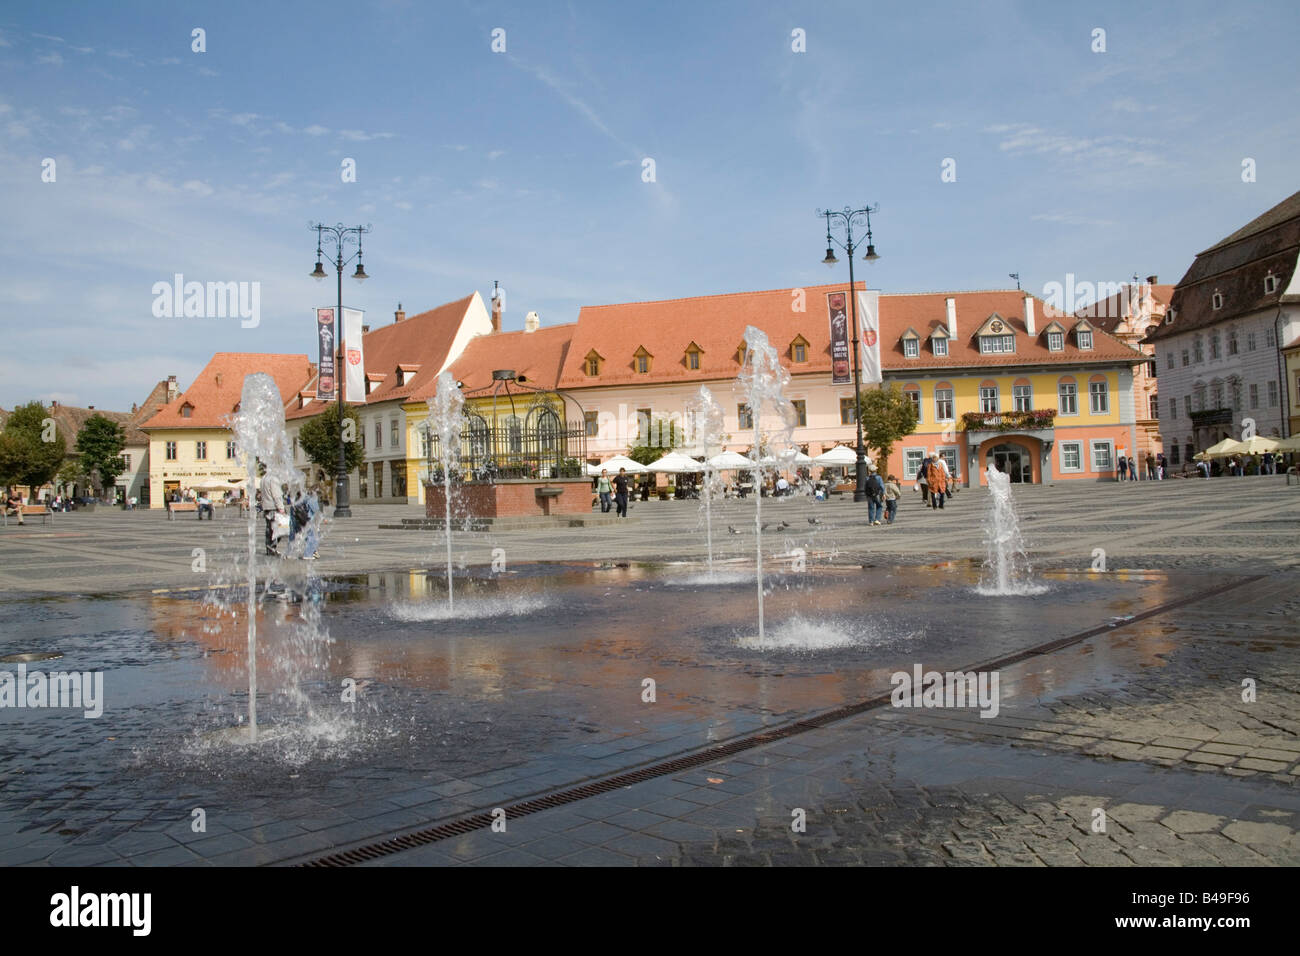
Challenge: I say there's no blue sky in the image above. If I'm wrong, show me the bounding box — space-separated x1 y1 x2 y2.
2 0 1297 411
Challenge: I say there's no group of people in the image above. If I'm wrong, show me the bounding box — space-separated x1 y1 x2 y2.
914 454 952 510
862 471 904 525
1116 452 1170 481
255 471 321 558
596 468 632 518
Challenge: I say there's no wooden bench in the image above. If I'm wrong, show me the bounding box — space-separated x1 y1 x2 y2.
167 501 199 519
3 504 51 526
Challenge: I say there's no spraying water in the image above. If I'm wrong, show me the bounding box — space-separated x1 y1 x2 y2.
737 326 798 642
978 464 1046 595
688 385 726 574
426 371 465 611
231 373 305 739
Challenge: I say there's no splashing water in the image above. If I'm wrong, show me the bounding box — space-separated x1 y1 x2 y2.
229 373 311 739
688 385 726 574
426 371 466 611
977 464 1047 595
737 327 799 642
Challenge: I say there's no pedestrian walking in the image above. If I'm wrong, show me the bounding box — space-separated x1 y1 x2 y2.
884 474 901 524
597 469 612 513
865 469 885 525
1145 452 1157 481
1117 454 1127 481
926 456 947 509
916 457 930 505
613 467 630 518
1128 455 1138 481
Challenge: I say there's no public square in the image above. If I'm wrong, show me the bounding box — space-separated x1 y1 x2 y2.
0 475 1296 867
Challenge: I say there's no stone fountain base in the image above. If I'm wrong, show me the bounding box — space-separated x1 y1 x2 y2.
423 478 594 519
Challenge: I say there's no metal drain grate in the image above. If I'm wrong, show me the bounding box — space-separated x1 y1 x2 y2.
298 573 1264 867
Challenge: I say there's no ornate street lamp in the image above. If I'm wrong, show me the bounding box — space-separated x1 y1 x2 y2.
310 221 371 517
817 205 879 503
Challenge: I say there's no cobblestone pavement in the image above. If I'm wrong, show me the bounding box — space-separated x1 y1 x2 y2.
1 475 1297 596
1 478 1297 866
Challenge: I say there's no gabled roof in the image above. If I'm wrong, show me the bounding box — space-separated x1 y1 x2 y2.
437 324 575 395
46 404 146 447
141 354 313 430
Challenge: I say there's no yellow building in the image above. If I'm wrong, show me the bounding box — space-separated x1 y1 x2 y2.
140 353 314 506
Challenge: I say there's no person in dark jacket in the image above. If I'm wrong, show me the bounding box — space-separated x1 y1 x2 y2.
613 468 630 518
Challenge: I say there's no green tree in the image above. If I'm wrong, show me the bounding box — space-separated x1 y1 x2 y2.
298 405 365 481
1 401 65 496
76 414 127 495
56 458 86 494
0 432 33 490
857 383 918 473
628 415 685 466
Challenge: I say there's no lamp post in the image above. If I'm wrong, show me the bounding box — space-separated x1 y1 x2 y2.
817 205 879 503
310 222 370 518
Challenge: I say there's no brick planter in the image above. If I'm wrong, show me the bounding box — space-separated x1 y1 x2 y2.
424 478 593 519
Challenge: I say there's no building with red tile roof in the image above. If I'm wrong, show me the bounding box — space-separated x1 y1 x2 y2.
139 353 313 506
561 282 1147 485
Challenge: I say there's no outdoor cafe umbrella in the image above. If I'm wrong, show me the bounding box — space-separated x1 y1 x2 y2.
1272 434 1300 454
191 478 245 491
706 450 755 471
812 445 861 467
646 451 702 473
597 454 648 474
761 449 814 466
1230 435 1280 456
1200 437 1241 458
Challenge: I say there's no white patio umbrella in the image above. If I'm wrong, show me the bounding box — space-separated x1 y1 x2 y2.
813 445 860 466
191 478 244 491
707 450 755 471
1230 435 1280 456
646 451 703 473
598 454 648 474
1201 437 1242 458
761 450 813 466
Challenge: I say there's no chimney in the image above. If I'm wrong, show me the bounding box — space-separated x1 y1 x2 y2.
215 373 223 387
945 297 957 338
166 375 178 403
491 281 502 333
1023 295 1036 336
524 310 540 333
394 302 405 323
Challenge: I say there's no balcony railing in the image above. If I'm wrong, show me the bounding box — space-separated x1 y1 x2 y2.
960 409 1057 432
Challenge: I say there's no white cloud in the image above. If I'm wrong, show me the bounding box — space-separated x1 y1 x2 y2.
36 52 64 67
487 150 505 160
303 124 329 136
181 179 214 197
338 129 395 142
1030 212 1117 228
31 32 65 43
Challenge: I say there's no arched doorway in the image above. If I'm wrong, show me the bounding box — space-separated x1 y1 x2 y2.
986 442 1032 483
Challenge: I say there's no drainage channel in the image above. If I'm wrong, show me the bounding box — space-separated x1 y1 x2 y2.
296 572 1265 867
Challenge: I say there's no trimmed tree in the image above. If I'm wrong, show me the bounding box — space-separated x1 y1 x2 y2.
2 401 66 497
857 383 918 474
76 414 127 495
628 415 685 466
298 405 365 483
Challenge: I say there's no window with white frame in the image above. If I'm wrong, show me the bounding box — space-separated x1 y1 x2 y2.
903 449 925 480
938 448 959 479
979 334 1015 354
903 387 921 422
226 441 236 459
1211 292 1223 310
934 388 954 420
1047 331 1064 351
903 338 919 358
979 386 999 413
1091 440 1114 472
1012 384 1032 412
1089 380 1109 414
1265 273 1278 294
1077 330 1093 350
932 337 948 357
390 420 399 448
1149 395 1158 419
1059 441 1083 473
1058 382 1078 415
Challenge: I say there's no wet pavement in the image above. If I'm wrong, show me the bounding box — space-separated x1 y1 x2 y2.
0 477 1296 866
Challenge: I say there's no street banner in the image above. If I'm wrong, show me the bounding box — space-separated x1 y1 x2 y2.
343 308 365 402
857 290 882 384
316 308 336 401
827 291 851 385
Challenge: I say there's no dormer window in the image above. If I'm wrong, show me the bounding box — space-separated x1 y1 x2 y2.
736 343 748 365
930 327 949 357
1077 330 1093 350
1212 291 1223 310
365 372 385 396
180 402 193 418
584 350 603 377
1048 331 1064 351
395 364 420 387
901 328 920 359
790 335 809 364
1265 273 1278 294
633 346 653 374
685 342 703 371
977 315 1015 354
